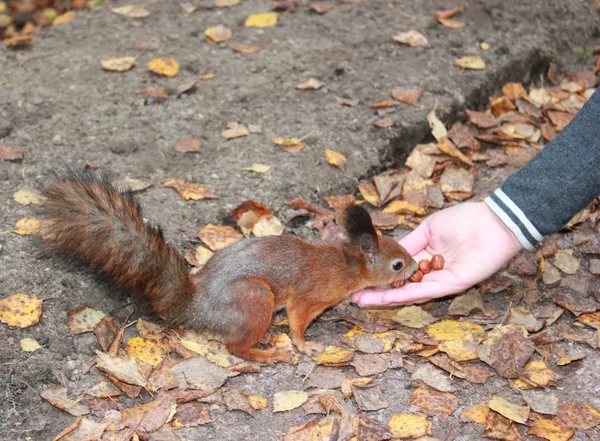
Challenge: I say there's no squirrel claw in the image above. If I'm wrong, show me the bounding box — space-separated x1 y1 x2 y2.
298 341 324 357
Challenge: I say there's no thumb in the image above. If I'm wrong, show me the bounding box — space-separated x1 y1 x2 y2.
398 220 430 256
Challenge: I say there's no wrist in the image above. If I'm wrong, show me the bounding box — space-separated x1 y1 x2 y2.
479 201 525 253
483 194 538 251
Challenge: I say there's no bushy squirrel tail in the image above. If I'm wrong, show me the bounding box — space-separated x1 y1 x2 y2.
42 168 195 322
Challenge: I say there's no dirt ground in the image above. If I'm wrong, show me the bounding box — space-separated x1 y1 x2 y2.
1 1 600 440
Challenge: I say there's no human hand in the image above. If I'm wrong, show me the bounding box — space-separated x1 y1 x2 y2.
351 202 523 306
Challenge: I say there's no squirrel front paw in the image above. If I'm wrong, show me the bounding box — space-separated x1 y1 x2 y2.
297 340 324 357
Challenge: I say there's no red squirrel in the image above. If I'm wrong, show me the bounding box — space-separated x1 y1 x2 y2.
42 169 418 365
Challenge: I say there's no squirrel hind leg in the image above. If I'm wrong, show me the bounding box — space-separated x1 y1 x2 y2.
224 277 292 365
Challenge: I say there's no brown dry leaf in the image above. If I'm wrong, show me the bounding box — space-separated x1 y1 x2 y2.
307 3 336 14
507 307 544 333
221 125 250 139
521 389 559 415
141 86 169 102
358 182 380 206
426 320 484 340
405 148 436 178
111 5 151 18
374 119 393 128
125 336 167 366
477 326 535 379
392 305 438 329
371 100 395 108
67 307 107 334
284 417 338 441
205 25 232 43
53 10 76 26
528 419 574 441
315 346 354 366
349 353 389 377
40 387 89 417
555 403 600 430
547 111 574 131
553 250 580 274
96 351 146 387
116 397 176 433
383 200 426 215
173 139 201 153
466 109 498 128
325 149 347 169
252 215 285 237
484 412 523 441
13 188 43 206
412 364 455 392
448 289 483 316
245 12 278 27
427 110 447 141
214 0 240 6
387 413 431 438
0 293 43 328
222 389 255 414
0 146 24 161
296 78 325 90
229 43 263 54
162 178 217 201
555 347 585 365
391 86 424 105
454 56 486 70
273 390 308 412
100 55 136 72
4 35 32 48
14 217 41 235
198 224 244 251
437 137 473 166
439 165 474 199
448 122 481 151
491 96 517 117
438 336 479 362
54 417 107 441
408 387 458 419
460 402 490 424
94 316 121 353
148 57 180 77
489 395 529 424
113 178 152 193
373 170 404 203
552 288 599 316
578 311 600 329
87 381 121 398
352 383 389 411
392 30 428 47
169 356 237 393
437 17 465 28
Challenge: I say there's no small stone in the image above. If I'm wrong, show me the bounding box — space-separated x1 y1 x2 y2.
110 137 139 155
0 120 13 139
52 135 64 146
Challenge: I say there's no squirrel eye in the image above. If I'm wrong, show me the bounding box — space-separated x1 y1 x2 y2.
392 261 404 271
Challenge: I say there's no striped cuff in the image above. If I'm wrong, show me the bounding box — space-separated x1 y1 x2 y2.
484 189 544 250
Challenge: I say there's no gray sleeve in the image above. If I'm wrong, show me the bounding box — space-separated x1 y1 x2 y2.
484 88 600 250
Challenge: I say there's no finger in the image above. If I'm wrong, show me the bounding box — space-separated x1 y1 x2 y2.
398 222 430 256
381 276 463 305
353 289 387 306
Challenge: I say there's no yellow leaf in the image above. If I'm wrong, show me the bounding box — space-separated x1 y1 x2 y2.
426 320 484 340
454 56 486 70
383 200 426 215
427 109 447 141
13 217 41 235
13 188 43 206
392 305 438 329
387 414 432 438
221 126 250 139
204 25 232 43
252 215 285 237
67 306 107 334
272 390 308 412
20 337 41 352
52 10 76 26
229 43 263 54
272 137 302 146
314 346 354 366
296 78 325 90
528 419 575 441
214 0 240 6
125 336 167 366
358 183 380 206
162 178 217 201
148 57 180 77
100 55 136 72
325 149 347 169
460 402 489 424
198 224 244 251
242 164 271 173
111 5 151 18
245 12 278 28
0 294 43 328
480 42 490 51
489 395 530 424
248 395 268 410
438 336 479 362
392 30 429 47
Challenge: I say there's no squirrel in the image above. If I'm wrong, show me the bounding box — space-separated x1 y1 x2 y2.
41 169 418 365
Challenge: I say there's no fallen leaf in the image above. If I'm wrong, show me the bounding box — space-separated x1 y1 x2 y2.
94 316 122 353
273 390 308 412
460 402 490 424
466 109 498 129
100 55 136 72
439 165 474 199
392 30 428 47
169 356 237 393
308 3 336 14
86 381 121 398
162 178 217 201
426 320 484 340
507 307 544 333
296 78 325 90
484 412 522 441
13 188 42 206
555 347 586 365
489 395 529 425
491 96 517 117
125 336 167 366
454 56 486 70
438 336 479 362
350 353 389 376
541 259 562 286
437 137 473 166
242 164 271 173
437 17 465 28
552 288 599 316
554 402 600 430
448 289 483 316
314 346 354 366
173 139 201 153
198 224 244 251
67 307 107 334
547 111 574 131
374 119 393 128
214 0 240 6
0 293 43 328
20 337 41 352
325 149 347 169
95 351 146 387
148 57 180 77
392 306 438 328
221 125 250 139
521 389 559 415
52 10 76 26
352 383 389 411
229 43 263 54
40 386 89 417
245 12 278 28
527 419 574 441
117 397 176 433
477 327 535 379
371 100 395 108
387 413 432 438
54 418 107 441
358 182 380 206
252 215 285 237
204 25 232 43
391 86 424 105
408 387 458 419
111 5 151 18
0 146 24 161
427 110 447 141
412 364 455 392
553 250 580 274
405 148 437 178
14 218 41 235
223 388 255 414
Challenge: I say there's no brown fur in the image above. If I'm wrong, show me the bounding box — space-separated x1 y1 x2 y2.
44 169 417 364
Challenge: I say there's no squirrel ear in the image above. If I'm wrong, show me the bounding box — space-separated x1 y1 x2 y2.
342 205 379 252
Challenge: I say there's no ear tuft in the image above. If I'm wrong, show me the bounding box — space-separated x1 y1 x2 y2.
342 205 378 250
